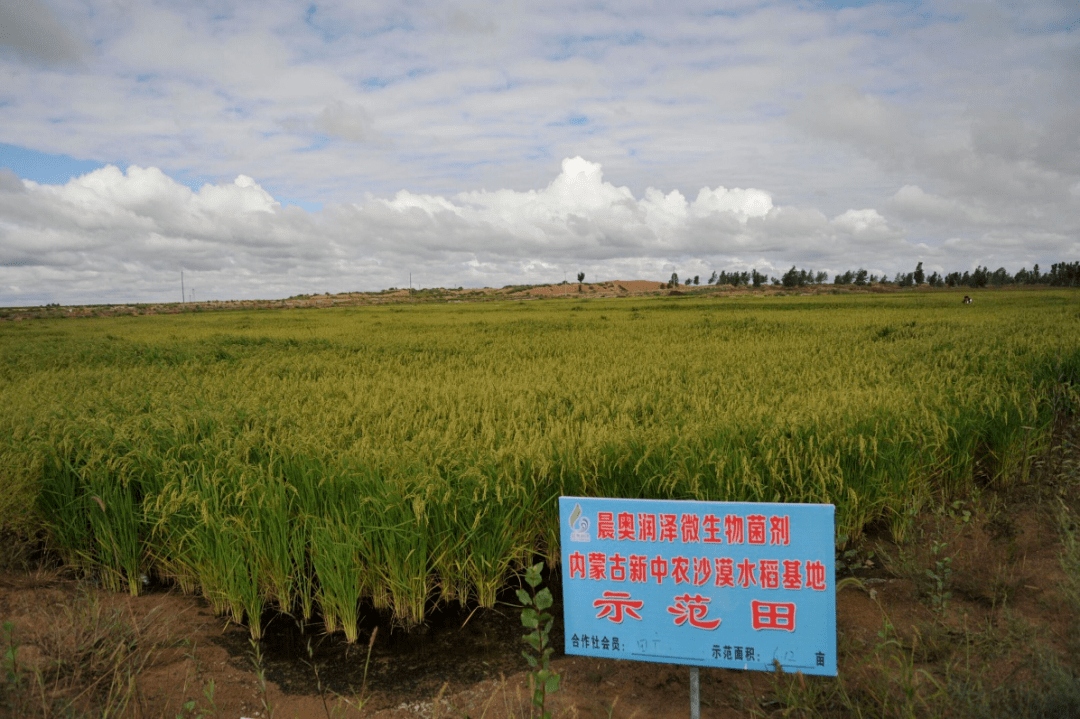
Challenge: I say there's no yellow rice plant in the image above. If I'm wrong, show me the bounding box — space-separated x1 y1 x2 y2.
2 289 1077 633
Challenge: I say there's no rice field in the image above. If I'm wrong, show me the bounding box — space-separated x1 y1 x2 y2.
1 288 1076 641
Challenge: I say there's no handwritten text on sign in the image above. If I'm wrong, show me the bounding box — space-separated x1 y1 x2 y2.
559 497 836 676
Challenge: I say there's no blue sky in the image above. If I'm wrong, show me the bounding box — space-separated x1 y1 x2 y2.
0 143 118 185
0 0 1077 305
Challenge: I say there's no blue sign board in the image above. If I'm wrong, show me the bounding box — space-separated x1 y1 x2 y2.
559 497 836 676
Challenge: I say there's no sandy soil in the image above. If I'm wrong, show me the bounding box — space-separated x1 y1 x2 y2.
0 280 906 322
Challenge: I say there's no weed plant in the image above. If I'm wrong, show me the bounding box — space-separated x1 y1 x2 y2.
0 589 177 717
518 563 559 719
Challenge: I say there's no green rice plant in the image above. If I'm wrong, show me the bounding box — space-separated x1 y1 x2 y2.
360 484 435 627
245 473 297 615
290 516 316 623
463 485 534 610
148 464 265 638
226 518 265 641
187 514 262 635
85 470 145 596
6 290 1080 629
35 449 94 572
309 515 365 642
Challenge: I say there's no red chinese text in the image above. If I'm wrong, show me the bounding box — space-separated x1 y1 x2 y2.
759 559 780 589
610 553 627 582
737 558 757 588
751 600 796 631
569 551 586 579
659 514 678 542
805 560 827 591
597 512 615 540
680 513 700 543
747 514 767 545
629 555 648 583
715 557 735 587
667 593 722 630
702 514 723 543
725 515 744 544
770 515 790 545
638 514 657 542
588 552 607 580
593 591 644 623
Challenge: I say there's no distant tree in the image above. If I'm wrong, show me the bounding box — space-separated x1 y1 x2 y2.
708 271 718 284
670 272 680 287
577 271 585 283
781 266 799 288
815 271 828 284
914 262 925 285
751 269 767 288
868 274 878 284
854 269 868 286
693 275 700 285
781 266 816 288
1048 261 1080 286
972 266 989 288
717 270 749 287
927 271 942 287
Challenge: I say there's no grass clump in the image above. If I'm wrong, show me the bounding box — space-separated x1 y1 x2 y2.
0 588 177 718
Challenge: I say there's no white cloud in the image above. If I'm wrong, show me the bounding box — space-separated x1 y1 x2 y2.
0 155 1014 304
318 101 379 143
831 209 888 235
0 0 89 67
690 187 773 220
0 169 26 193
1 1 1078 303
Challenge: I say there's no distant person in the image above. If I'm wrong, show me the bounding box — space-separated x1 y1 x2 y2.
962 295 972 304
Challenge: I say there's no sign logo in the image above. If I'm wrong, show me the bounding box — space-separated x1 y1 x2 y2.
568 502 591 542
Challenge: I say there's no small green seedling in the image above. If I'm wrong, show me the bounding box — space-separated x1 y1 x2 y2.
2 621 20 688
518 562 560 719
926 541 953 613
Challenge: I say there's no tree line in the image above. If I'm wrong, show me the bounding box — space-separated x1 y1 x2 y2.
660 261 1080 289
